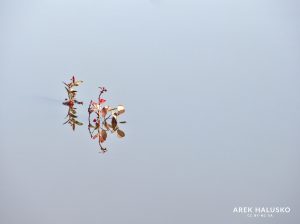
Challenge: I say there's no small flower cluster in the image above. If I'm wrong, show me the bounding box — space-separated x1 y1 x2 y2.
62 76 83 130
88 87 126 153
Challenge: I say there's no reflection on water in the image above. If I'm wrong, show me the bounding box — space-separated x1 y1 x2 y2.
62 77 126 153
62 76 84 130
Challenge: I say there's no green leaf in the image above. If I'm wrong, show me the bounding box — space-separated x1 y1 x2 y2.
75 120 83 125
69 113 77 118
89 124 95 128
65 87 70 93
63 82 70 87
70 108 76 114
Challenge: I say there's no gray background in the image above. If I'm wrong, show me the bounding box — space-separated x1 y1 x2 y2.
0 0 299 223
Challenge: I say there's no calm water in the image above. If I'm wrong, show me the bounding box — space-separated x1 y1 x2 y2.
1 0 300 223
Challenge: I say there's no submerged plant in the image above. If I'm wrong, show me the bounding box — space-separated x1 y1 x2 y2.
88 86 126 153
62 76 84 130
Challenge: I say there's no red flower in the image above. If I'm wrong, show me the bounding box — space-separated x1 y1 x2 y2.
99 98 106 104
63 100 74 107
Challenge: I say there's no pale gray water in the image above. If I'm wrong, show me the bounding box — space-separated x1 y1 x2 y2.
1 0 300 223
